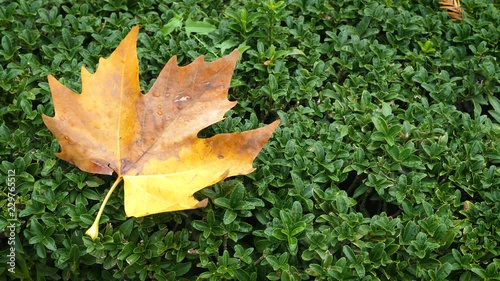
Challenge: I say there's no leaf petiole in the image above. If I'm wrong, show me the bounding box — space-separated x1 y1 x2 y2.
85 176 123 240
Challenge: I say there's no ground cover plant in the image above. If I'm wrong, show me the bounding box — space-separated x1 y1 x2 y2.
1 0 499 280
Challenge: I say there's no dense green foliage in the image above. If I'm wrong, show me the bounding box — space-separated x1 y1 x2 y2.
1 0 500 280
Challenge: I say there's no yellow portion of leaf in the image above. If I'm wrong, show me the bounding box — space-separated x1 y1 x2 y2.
123 122 279 217
123 174 216 216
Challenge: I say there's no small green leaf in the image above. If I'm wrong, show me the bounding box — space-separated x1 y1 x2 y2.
185 16 216 36
229 183 245 208
381 102 392 116
401 221 419 244
372 116 388 135
214 197 231 209
126 253 141 265
162 16 183 35
118 219 135 237
274 48 305 60
172 262 191 276
290 225 306 237
342 245 356 263
369 243 385 261
117 243 135 260
223 209 237 225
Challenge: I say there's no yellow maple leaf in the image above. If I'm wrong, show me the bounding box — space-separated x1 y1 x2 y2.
42 26 279 239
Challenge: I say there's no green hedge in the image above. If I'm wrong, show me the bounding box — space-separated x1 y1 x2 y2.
1 0 499 280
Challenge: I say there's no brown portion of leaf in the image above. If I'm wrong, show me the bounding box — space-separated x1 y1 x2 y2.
43 26 279 218
439 0 463 21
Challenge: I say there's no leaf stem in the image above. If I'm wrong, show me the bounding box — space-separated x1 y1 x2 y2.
85 176 123 240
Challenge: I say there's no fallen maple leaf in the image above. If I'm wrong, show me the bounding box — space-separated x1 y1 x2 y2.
42 26 279 239
439 0 464 21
